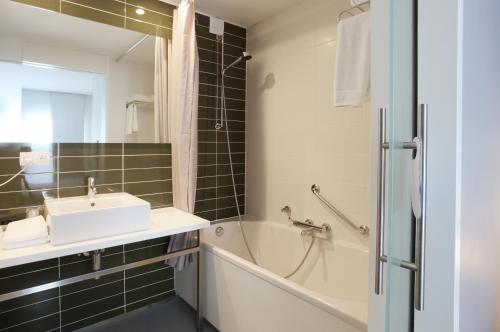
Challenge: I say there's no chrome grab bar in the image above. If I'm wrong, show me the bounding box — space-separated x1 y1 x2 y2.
374 105 428 311
310 184 369 235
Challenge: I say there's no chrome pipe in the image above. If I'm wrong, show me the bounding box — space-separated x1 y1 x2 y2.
375 107 387 295
0 246 200 302
311 184 369 235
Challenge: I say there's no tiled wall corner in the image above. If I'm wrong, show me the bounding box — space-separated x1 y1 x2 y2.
194 13 247 222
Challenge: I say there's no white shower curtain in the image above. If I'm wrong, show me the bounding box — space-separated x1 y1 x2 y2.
166 0 199 271
154 37 171 143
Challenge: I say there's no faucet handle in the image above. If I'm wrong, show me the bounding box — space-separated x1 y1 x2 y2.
88 177 95 187
281 205 292 219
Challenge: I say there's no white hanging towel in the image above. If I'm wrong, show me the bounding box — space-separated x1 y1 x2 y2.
125 103 139 135
2 216 49 250
333 11 371 107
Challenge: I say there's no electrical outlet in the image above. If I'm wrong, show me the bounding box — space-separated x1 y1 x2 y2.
19 152 51 166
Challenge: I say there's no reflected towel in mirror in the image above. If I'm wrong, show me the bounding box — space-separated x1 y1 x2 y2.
125 103 138 135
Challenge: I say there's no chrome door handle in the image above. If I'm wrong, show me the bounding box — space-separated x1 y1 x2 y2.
413 104 428 311
374 107 387 295
374 105 428 311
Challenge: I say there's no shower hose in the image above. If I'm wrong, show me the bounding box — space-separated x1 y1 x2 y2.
219 78 315 280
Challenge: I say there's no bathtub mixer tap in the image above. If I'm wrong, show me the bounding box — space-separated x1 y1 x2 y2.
281 206 331 235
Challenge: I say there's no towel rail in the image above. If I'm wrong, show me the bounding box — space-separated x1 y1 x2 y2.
337 1 370 22
311 184 369 235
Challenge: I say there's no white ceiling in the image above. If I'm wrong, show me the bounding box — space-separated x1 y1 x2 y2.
162 0 304 28
196 0 304 27
0 0 155 64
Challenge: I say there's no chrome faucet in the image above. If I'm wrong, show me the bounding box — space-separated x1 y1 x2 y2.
281 205 331 235
87 177 97 198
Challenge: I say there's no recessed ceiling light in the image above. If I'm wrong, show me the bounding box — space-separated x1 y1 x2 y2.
135 8 145 15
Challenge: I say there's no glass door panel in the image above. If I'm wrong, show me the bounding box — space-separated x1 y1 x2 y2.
385 0 417 331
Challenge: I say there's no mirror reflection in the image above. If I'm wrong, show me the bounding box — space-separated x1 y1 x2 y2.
0 0 160 143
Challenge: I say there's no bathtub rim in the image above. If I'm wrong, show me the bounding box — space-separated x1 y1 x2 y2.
201 239 368 331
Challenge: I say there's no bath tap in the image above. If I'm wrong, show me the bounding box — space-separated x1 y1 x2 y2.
87 177 97 199
281 206 331 235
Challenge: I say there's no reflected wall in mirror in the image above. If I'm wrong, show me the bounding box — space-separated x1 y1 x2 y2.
0 0 169 143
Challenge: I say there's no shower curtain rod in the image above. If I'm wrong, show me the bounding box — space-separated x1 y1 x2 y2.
337 0 370 22
116 33 151 63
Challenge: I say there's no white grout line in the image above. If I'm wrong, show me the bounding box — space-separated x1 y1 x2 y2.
198 117 245 123
123 179 171 185
121 143 125 193
122 244 126 314
61 293 121 313
62 0 174 29
195 194 244 203
198 128 246 132
0 265 58 280
196 33 246 51
195 204 245 214
126 277 173 293
198 152 245 155
197 163 245 167
56 143 60 199
135 191 172 198
125 265 171 280
199 58 246 72
195 22 247 41
0 295 59 315
124 241 167 254
57 257 62 331
198 105 246 112
125 290 175 307
61 279 123 298
199 70 245 81
58 153 170 158
199 82 246 92
197 173 245 180
198 94 246 102
1 312 59 331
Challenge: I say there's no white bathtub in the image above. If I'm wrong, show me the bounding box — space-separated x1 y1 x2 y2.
201 220 368 332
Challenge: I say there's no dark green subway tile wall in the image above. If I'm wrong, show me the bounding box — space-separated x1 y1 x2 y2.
0 143 173 224
195 13 247 222
0 143 174 331
12 0 174 38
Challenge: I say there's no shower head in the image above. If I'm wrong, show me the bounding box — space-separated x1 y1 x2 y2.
222 51 252 75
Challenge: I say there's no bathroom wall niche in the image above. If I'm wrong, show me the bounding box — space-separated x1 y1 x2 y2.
0 0 171 143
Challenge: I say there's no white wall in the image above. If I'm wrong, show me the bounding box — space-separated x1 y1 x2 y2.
246 0 370 247
107 59 155 143
459 0 500 331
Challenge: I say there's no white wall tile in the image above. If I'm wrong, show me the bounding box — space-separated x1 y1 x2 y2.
247 0 371 247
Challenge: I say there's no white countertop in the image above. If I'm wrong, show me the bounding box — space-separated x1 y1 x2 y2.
0 207 209 269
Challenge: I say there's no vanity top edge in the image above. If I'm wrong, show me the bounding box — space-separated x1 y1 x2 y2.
0 207 209 269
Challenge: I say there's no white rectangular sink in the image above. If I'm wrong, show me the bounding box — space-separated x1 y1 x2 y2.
45 193 151 246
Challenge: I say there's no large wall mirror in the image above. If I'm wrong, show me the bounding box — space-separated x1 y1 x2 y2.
0 0 167 143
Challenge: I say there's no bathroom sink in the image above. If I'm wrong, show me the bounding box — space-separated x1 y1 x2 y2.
45 193 151 245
